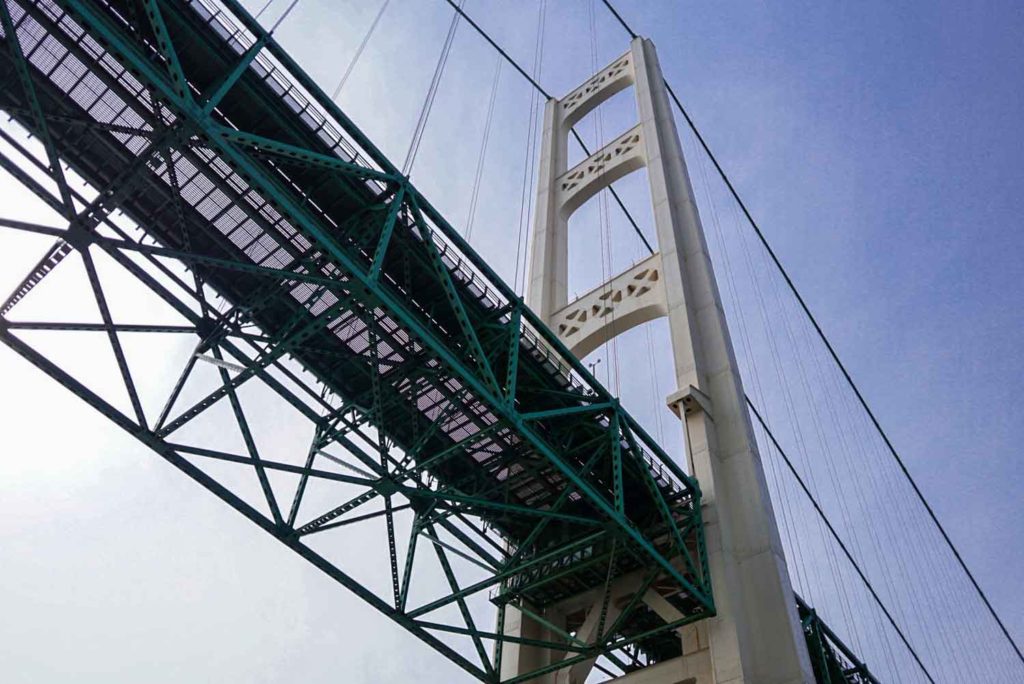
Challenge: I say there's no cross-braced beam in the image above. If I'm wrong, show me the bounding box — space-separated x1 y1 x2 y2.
0 1 714 681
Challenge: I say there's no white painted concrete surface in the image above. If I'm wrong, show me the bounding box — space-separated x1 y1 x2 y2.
517 37 814 684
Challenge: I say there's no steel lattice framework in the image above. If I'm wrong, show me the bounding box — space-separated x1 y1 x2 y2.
0 1 880 682
798 596 879 684
0 0 714 680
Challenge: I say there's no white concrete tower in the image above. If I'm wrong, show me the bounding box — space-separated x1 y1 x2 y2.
516 37 815 684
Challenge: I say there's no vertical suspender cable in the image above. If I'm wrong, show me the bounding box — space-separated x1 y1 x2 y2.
331 0 391 100
512 0 547 295
588 0 620 394
747 398 936 684
464 55 502 242
442 0 655 256
267 0 301 33
225 0 294 46
403 0 465 176
597 0 1024 668
253 0 276 21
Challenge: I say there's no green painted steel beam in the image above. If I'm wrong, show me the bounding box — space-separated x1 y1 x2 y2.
519 401 614 422
405 531 606 620
0 0 76 215
140 0 193 104
416 619 589 654
214 126 399 185
397 486 603 527
369 183 406 280
213 0 703 510
426 522 495 678
202 35 268 114
0 2 717 680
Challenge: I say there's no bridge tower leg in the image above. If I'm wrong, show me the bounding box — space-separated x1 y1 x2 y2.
514 36 815 684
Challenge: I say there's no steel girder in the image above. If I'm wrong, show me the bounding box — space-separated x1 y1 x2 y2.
798 596 880 684
0 0 715 680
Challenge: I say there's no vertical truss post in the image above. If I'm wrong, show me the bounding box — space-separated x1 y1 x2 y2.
505 301 521 407
610 411 624 515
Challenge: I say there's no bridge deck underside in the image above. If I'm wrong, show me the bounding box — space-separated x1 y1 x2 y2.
0 0 715 679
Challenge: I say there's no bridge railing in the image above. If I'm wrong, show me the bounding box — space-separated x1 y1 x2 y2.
0 0 715 680
179 0 701 502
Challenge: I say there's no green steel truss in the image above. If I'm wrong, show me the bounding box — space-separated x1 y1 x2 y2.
0 0 713 680
798 595 880 684
0 1 880 681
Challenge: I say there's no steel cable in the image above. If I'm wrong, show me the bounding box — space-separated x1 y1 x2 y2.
748 398 937 683
331 0 391 101
588 0 621 395
599 0 1024 670
403 0 464 176
512 0 547 295
464 55 501 242
253 0 276 20
420 0 1021 676
442 0 655 255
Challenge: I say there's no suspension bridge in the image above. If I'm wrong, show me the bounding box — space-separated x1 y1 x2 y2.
0 1 1020 682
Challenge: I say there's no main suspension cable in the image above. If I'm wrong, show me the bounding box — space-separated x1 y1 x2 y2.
442 0 654 255
598 0 1024 667
425 0 1015 671
747 397 936 684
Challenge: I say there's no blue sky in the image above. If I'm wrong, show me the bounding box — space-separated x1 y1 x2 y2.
626 1 1024 676
1 1 1021 681
660 0 1024 644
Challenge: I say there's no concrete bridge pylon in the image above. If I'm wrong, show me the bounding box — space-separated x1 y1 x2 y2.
514 36 815 684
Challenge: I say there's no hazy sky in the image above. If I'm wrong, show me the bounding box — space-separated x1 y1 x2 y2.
1 1 1022 682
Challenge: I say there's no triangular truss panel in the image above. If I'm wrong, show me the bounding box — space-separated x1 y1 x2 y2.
0 1 722 682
